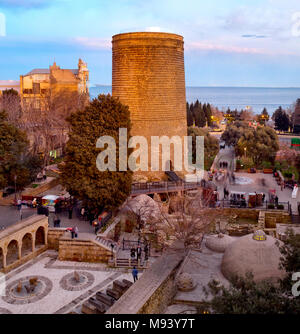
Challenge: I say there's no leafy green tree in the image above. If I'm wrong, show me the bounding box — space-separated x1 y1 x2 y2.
60 94 133 211
0 110 29 190
206 103 213 127
220 121 249 147
188 127 219 170
273 107 290 132
186 102 193 127
237 126 279 166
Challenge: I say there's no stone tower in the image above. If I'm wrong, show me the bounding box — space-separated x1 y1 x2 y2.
112 32 187 180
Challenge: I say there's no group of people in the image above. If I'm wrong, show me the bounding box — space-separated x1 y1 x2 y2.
130 243 149 261
219 161 228 169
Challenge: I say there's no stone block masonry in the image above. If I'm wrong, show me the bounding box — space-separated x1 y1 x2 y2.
112 32 187 179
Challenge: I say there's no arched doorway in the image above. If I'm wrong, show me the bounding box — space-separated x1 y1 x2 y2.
6 240 19 266
21 233 33 257
35 226 45 248
0 247 3 270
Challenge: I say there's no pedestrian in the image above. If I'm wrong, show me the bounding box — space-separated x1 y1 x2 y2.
71 227 75 239
68 205 73 219
137 246 142 260
80 207 85 220
88 211 94 225
298 203 300 216
275 196 279 206
54 216 61 227
19 207 23 221
281 180 284 191
74 226 78 238
130 248 136 260
17 199 22 211
144 244 149 260
132 266 138 282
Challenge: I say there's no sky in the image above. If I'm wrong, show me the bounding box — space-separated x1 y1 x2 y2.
0 0 300 87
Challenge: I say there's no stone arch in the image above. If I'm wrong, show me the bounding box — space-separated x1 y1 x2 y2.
35 226 45 248
0 247 3 270
21 233 33 257
6 240 19 266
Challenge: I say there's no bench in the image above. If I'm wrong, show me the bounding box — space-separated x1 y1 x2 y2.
263 169 273 174
113 280 128 295
82 301 103 314
95 292 115 307
106 288 121 300
88 297 108 313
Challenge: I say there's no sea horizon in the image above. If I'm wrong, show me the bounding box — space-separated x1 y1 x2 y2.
89 85 300 114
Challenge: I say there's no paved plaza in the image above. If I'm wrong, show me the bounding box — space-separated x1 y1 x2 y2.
0 250 136 314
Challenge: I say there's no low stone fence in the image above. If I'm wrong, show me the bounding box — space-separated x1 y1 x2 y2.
107 247 186 314
47 228 66 251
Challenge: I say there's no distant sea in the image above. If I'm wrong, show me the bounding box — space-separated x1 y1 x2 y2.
89 85 300 114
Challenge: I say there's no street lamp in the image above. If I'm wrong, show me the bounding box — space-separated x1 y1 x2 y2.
110 243 115 260
244 147 247 158
14 175 17 202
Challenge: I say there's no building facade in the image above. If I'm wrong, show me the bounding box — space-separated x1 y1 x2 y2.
20 58 89 110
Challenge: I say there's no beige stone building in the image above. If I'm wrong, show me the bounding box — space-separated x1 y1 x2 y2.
20 58 89 110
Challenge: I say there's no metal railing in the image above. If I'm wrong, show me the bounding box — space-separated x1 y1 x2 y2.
131 179 214 195
215 200 290 212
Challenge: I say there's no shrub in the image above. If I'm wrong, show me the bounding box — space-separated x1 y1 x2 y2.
268 204 275 209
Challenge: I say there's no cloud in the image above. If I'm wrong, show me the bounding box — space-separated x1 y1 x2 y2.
73 37 111 50
241 35 268 39
0 0 58 9
185 41 296 56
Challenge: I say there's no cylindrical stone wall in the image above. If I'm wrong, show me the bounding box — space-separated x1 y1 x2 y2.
112 32 187 180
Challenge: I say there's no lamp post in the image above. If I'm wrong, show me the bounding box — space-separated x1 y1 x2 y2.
110 243 115 260
244 147 247 158
14 175 17 202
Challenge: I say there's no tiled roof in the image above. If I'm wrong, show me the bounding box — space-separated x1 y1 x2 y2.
25 69 79 76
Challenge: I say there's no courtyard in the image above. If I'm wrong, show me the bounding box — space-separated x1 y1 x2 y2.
0 250 135 314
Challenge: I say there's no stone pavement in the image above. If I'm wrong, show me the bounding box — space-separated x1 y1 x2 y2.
0 250 136 314
0 206 36 229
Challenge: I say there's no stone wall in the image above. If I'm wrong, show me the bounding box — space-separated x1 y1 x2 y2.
47 228 66 250
265 211 291 227
112 32 187 179
220 208 260 220
58 238 112 263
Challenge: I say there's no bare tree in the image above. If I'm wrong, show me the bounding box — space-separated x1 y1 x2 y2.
123 188 222 252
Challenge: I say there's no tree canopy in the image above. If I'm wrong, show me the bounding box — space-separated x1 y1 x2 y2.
188 127 219 170
59 94 133 211
0 110 33 190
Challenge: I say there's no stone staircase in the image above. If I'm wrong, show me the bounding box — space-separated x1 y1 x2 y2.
108 257 148 269
94 235 119 254
257 211 266 230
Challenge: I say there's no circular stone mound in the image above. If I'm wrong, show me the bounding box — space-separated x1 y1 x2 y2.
205 233 234 253
59 271 95 291
176 273 197 292
2 276 52 305
221 233 285 283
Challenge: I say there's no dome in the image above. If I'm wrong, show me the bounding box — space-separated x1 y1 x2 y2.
221 232 285 283
124 195 161 223
176 273 197 291
205 233 234 253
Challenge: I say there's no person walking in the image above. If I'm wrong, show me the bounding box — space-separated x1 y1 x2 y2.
130 248 136 260
275 196 279 206
74 226 78 238
54 216 61 227
71 227 75 239
144 244 149 261
136 246 142 260
132 266 138 282
80 207 85 220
